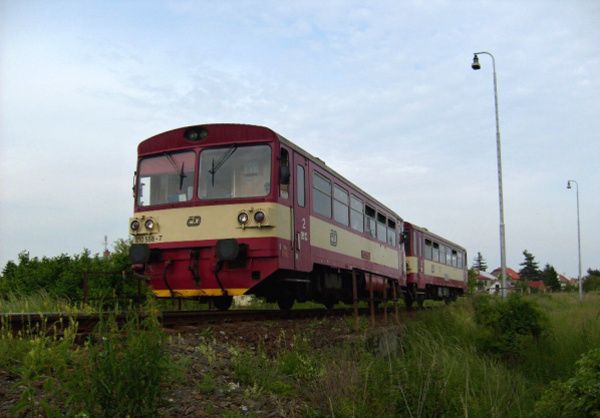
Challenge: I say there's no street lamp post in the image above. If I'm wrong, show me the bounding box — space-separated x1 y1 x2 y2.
471 51 508 298
567 180 583 301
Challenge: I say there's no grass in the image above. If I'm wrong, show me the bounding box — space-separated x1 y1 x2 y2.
1 303 171 417
224 291 600 417
0 290 95 314
1 291 598 416
519 292 600 383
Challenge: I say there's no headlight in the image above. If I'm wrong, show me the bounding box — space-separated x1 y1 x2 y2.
130 220 140 231
237 212 249 224
144 219 155 230
254 211 265 223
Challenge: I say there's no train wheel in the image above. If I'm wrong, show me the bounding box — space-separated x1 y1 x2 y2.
323 295 336 310
277 292 295 310
416 294 425 309
213 296 233 311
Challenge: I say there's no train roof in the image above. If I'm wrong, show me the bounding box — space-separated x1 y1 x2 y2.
404 221 466 252
138 123 403 222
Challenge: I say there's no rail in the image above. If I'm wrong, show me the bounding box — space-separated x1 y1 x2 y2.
1 306 408 336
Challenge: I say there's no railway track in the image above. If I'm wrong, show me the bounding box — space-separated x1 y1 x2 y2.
1 306 408 335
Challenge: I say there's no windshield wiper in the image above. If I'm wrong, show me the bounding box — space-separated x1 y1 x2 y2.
164 153 187 191
209 145 237 187
179 162 186 190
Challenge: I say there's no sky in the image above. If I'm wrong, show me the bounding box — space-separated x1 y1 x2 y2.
1 0 598 277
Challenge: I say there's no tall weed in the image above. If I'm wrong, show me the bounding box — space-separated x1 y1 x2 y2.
3 306 169 417
66 310 169 417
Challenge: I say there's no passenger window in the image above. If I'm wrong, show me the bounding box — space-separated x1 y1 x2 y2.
425 239 433 259
377 213 387 243
350 196 364 232
297 165 305 207
432 242 440 262
333 185 349 226
365 205 376 238
312 171 331 217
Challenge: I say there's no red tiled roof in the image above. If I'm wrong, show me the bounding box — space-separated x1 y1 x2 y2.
558 274 571 283
491 267 520 280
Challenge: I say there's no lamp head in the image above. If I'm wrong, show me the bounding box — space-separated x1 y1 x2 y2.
471 54 481 70
567 181 572 189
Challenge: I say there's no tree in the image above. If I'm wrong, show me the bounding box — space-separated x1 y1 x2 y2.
472 252 488 272
519 250 541 282
583 268 600 292
541 264 561 291
467 268 480 294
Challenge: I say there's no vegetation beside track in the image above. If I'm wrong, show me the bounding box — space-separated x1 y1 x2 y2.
2 292 597 417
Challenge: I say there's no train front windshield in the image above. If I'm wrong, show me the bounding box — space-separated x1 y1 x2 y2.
137 151 195 207
198 144 271 200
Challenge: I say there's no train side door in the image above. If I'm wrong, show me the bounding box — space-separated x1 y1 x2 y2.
292 153 312 272
417 231 425 288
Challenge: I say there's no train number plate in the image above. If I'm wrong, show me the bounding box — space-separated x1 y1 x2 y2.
134 234 163 243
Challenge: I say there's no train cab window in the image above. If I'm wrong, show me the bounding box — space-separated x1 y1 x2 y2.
432 242 440 262
312 171 332 218
350 196 364 232
403 229 410 254
387 219 396 247
199 145 271 200
279 149 290 199
365 205 376 238
377 213 387 243
333 185 349 226
424 239 433 259
138 151 196 207
297 165 305 207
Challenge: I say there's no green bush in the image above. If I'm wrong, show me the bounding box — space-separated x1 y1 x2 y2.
473 294 547 361
535 348 600 417
0 240 144 306
583 274 600 292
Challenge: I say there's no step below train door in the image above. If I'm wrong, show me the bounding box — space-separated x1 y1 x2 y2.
292 152 311 272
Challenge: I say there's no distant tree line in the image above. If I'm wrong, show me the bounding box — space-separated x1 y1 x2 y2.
471 250 599 293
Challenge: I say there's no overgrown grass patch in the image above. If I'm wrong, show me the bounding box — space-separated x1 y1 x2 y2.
0 290 93 314
1 304 171 417
226 293 598 417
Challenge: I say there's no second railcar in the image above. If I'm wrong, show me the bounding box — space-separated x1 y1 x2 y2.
403 222 467 307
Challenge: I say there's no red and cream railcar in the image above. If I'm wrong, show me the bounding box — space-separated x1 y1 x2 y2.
129 123 405 310
402 222 467 307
